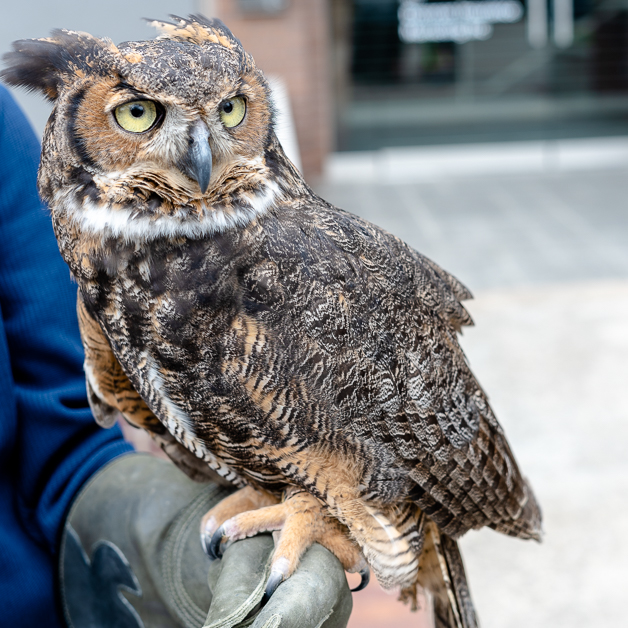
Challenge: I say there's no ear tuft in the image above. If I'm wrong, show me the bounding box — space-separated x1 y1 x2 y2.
1 37 66 99
1 30 112 100
148 14 243 52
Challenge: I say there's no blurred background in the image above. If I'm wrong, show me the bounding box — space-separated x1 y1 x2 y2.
2 2 627 627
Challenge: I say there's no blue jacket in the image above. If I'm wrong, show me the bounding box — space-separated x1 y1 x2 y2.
0 85 132 626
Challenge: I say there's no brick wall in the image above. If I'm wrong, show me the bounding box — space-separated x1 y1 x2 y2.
199 0 333 181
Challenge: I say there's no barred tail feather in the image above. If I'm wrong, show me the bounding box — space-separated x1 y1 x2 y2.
416 523 479 628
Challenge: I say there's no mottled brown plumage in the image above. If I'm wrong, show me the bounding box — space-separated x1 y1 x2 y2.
2 16 541 626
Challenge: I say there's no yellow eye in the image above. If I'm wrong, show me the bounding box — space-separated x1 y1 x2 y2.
219 96 246 128
114 100 159 133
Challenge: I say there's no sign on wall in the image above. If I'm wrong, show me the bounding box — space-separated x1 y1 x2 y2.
398 0 524 43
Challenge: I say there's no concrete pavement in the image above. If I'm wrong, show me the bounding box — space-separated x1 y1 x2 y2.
459 281 628 628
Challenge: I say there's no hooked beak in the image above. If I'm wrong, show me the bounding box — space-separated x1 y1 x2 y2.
179 120 212 194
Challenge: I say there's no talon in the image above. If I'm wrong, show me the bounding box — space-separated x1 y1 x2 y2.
261 569 284 607
201 516 218 557
205 525 226 560
351 566 370 592
201 530 211 556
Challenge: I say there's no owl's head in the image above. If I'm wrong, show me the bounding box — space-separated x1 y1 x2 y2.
2 16 301 241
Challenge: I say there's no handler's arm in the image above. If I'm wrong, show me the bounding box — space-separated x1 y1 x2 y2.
0 85 132 626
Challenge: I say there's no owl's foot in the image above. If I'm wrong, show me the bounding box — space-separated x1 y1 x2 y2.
201 487 369 601
200 485 279 554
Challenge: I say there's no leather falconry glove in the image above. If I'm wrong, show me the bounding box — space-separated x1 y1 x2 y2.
59 454 353 628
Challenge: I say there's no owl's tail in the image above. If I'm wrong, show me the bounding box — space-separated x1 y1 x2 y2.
403 522 479 628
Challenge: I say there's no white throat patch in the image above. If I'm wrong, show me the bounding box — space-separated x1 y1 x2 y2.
57 181 280 242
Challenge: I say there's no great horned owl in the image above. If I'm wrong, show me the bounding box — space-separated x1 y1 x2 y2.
2 16 541 627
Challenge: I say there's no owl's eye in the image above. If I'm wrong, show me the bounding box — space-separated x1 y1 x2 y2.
114 100 161 133
219 96 246 128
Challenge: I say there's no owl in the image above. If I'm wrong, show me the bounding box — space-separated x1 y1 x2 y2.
2 16 541 628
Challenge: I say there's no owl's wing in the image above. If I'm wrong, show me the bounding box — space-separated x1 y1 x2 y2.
77 294 220 483
264 204 541 541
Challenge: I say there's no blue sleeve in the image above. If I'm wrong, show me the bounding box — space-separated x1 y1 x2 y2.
0 85 132 625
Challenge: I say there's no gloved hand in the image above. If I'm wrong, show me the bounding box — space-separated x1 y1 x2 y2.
59 454 353 628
